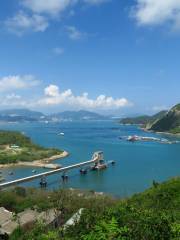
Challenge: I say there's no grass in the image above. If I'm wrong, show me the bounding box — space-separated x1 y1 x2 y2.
0 130 62 164
0 177 178 240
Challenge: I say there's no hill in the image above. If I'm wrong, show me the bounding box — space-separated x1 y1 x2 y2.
120 110 167 125
50 110 109 121
0 109 45 122
0 109 109 122
149 104 180 134
3 177 180 239
0 130 62 165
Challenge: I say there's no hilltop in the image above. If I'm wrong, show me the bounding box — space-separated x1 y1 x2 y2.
148 104 180 134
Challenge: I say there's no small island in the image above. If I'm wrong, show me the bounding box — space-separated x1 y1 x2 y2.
0 130 68 168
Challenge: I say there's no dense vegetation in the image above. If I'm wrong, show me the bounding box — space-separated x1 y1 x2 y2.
149 104 180 134
0 130 62 164
120 103 180 134
120 111 166 126
1 177 179 239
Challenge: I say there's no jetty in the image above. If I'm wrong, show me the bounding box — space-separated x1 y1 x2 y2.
0 151 112 190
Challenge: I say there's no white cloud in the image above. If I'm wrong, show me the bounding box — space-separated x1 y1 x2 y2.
1 94 28 107
83 0 109 5
133 0 180 30
22 0 78 16
22 0 108 16
44 85 60 97
38 84 132 109
66 25 86 40
4 0 109 35
0 75 40 92
6 93 22 100
53 47 65 55
5 11 49 35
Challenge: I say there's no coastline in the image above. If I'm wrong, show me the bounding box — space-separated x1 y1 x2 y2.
0 151 69 169
141 127 180 136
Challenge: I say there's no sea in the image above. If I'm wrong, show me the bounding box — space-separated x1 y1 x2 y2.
0 120 180 197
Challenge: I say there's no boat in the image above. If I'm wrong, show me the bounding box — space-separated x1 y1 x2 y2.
94 164 107 170
58 132 65 136
32 169 37 173
127 135 138 142
111 160 116 165
91 161 107 171
8 171 13 175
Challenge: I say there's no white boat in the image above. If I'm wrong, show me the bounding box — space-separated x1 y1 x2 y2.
58 132 65 136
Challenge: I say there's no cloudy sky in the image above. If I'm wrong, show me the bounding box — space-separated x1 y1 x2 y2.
0 0 180 115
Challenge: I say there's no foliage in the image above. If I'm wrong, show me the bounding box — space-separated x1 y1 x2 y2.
3 177 180 240
0 130 62 164
150 104 180 133
120 111 166 125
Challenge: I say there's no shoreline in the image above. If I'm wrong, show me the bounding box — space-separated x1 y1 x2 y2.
141 127 180 136
0 151 69 169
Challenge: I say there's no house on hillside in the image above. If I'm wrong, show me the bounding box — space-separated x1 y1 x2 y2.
0 207 59 239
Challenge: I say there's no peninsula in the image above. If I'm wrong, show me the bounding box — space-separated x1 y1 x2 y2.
120 103 180 135
0 130 68 168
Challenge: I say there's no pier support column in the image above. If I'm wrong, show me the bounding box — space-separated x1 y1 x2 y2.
40 175 47 188
62 172 68 182
80 168 87 175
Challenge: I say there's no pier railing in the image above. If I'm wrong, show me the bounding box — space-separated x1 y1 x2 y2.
0 151 103 190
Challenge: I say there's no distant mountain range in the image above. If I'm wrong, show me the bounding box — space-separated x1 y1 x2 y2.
120 103 180 134
50 110 108 121
0 109 110 122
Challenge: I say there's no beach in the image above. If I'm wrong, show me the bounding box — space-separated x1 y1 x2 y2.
0 151 69 169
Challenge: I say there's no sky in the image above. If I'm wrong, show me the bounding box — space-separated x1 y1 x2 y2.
0 0 180 116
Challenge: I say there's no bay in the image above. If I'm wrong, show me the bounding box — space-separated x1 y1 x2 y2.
0 121 179 197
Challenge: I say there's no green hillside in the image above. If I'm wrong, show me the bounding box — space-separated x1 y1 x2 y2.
0 130 62 164
149 104 180 134
5 177 180 240
120 111 166 125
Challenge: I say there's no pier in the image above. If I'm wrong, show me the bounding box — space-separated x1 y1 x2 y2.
0 151 107 190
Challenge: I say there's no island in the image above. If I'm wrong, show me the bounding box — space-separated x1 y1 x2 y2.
0 130 68 168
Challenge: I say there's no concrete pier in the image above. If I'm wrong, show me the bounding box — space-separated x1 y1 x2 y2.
0 151 104 190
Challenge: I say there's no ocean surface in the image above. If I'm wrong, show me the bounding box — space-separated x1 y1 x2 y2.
0 121 180 197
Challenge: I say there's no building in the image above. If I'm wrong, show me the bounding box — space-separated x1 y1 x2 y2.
0 207 59 239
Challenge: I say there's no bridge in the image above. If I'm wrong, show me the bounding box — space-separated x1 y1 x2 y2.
0 151 105 190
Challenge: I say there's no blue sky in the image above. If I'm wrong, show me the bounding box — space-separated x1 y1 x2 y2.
0 0 180 116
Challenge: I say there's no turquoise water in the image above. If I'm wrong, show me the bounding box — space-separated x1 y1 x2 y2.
0 121 180 197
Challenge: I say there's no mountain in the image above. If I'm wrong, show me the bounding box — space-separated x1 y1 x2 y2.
0 109 110 122
148 104 180 134
120 111 167 125
50 110 109 121
0 109 45 122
